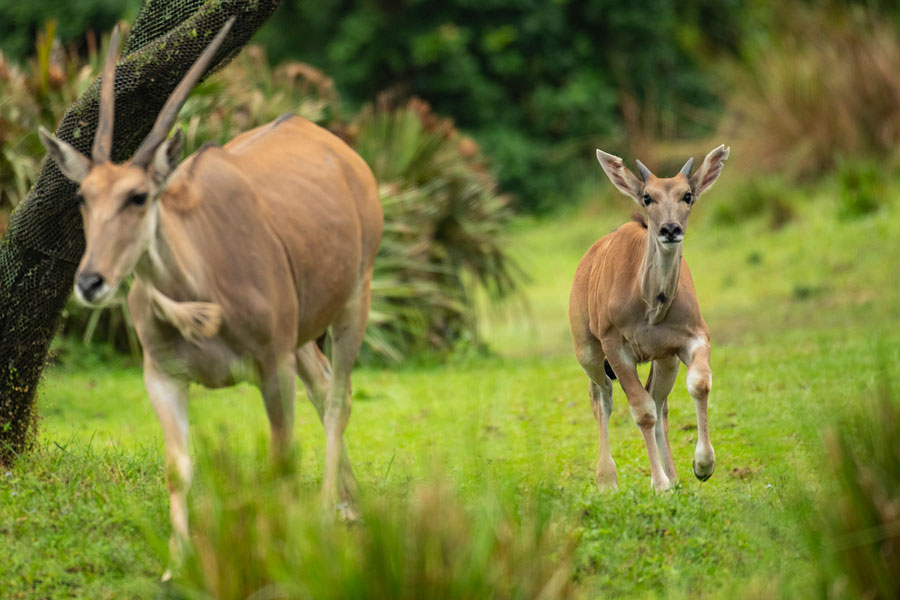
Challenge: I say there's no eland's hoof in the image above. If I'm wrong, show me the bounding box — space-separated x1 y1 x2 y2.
651 475 672 492
337 501 361 523
693 459 714 481
596 478 619 492
595 463 619 492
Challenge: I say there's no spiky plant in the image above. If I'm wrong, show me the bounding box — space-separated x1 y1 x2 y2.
355 97 521 361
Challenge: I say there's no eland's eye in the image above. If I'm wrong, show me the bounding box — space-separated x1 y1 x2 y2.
76 193 85 207
682 192 693 204
642 194 653 207
128 192 148 207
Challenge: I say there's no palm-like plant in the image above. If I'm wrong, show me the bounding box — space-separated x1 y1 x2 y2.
354 97 521 361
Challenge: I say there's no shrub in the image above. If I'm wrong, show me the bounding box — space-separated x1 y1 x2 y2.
710 176 794 230
723 6 900 180
254 0 752 212
353 97 521 361
0 22 96 221
0 0 141 61
836 161 885 219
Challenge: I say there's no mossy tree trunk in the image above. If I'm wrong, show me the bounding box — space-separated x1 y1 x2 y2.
0 0 280 465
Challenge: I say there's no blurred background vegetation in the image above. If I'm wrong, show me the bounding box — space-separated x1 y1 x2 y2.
3 0 900 361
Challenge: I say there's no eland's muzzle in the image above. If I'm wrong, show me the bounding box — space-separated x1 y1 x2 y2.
658 223 683 244
76 271 106 303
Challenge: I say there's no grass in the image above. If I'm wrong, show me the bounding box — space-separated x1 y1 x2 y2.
3 174 900 598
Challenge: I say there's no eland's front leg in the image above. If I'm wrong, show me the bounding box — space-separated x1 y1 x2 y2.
573 335 618 490
144 361 191 581
681 337 715 480
646 357 680 483
605 342 671 492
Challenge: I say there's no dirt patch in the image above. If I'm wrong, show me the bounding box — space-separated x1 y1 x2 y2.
729 466 756 480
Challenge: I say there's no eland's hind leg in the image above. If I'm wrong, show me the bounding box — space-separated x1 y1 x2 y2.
574 334 618 490
295 342 360 505
259 357 298 462
589 376 617 490
646 356 680 482
604 338 671 492
322 267 372 509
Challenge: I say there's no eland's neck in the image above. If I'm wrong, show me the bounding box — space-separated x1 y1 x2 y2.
640 234 682 325
133 203 201 299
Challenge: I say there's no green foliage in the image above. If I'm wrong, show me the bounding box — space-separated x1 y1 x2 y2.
0 0 141 61
837 161 886 219
165 438 573 600
0 22 103 232
256 0 754 211
355 98 520 361
709 176 793 230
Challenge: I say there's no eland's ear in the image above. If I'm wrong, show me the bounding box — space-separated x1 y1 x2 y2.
38 126 91 183
148 129 185 185
689 144 730 197
596 149 643 201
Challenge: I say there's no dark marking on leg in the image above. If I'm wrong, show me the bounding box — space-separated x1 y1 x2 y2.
604 358 617 380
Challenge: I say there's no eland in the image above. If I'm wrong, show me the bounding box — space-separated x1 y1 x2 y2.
38 20 383 575
569 145 729 492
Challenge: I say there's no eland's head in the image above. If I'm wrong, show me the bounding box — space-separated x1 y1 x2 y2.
595 145 730 249
38 20 233 306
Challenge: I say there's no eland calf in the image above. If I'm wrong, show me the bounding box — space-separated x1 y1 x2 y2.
38 21 383 574
568 145 729 491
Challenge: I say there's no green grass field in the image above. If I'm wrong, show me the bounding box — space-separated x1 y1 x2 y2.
3 177 900 599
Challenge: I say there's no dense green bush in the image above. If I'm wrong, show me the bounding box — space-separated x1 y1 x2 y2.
354 97 520 361
255 0 754 211
0 0 140 60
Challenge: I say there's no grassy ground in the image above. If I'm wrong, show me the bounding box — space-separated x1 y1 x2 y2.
3 173 900 598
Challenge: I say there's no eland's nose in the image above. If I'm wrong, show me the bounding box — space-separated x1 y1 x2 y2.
659 223 682 240
76 272 105 302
